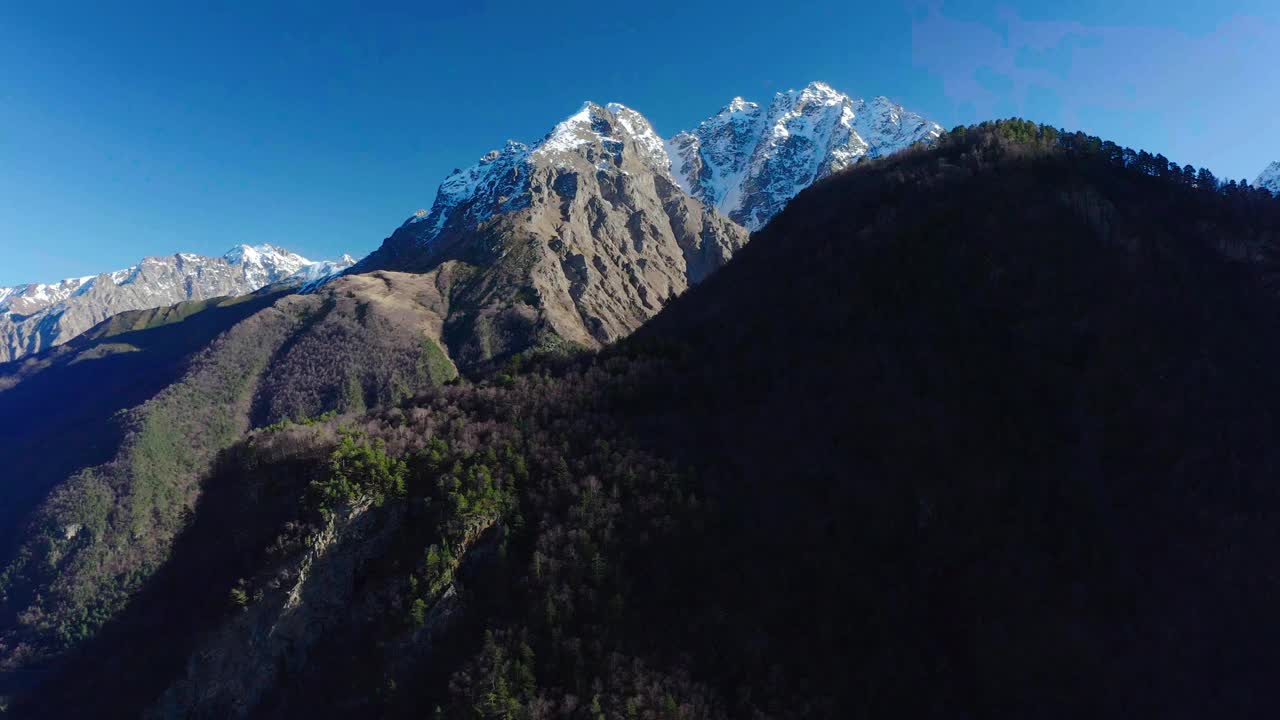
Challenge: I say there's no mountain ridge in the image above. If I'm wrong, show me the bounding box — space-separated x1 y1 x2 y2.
374 81 940 254
0 245 355 363
350 83 938 366
668 81 943 229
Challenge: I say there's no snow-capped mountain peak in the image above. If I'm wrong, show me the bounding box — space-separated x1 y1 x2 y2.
289 254 358 286
402 100 689 249
530 101 671 173
668 82 942 230
533 102 608 156
795 79 842 102
603 102 672 173
397 82 941 251
222 243 316 284
0 246 357 362
223 242 285 265
1256 161 1280 195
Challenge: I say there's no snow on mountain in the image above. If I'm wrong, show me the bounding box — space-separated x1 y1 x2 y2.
222 243 314 284
0 275 96 315
670 81 943 230
399 82 941 250
0 245 357 363
289 253 358 285
604 102 673 172
3 82 935 364
392 100 686 253
1256 162 1280 195
356 99 747 358
408 140 532 242
666 96 763 217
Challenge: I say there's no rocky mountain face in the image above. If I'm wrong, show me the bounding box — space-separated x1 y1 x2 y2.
356 101 748 366
0 245 355 363
1256 161 1280 194
356 83 938 364
667 81 943 230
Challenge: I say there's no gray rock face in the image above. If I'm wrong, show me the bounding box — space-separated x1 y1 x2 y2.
0 245 354 363
358 102 748 365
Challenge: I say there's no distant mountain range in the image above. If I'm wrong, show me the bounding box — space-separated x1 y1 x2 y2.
0 245 355 363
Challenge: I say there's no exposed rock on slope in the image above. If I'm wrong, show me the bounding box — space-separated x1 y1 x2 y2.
147 495 405 719
0 245 355 363
356 101 748 366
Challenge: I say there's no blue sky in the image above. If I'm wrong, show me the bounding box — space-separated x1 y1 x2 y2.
1 1 1276 285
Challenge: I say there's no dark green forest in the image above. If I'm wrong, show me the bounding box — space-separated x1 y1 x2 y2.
6 120 1280 718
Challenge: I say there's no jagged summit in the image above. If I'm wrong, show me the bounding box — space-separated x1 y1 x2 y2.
528 101 669 169
349 83 938 364
355 98 748 363
393 82 940 252
1256 161 1280 194
0 245 356 362
399 101 680 250
669 81 944 230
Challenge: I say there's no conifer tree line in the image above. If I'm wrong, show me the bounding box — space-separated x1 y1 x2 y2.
943 118 1271 201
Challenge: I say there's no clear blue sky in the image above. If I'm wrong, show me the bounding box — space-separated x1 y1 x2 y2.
2 1 1276 285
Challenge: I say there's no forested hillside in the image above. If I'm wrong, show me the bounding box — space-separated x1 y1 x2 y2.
0 272 457 690
8 120 1280 718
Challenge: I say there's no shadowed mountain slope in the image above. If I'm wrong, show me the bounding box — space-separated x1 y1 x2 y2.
0 272 457 687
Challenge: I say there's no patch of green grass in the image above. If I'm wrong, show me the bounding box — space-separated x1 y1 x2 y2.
417 336 457 385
